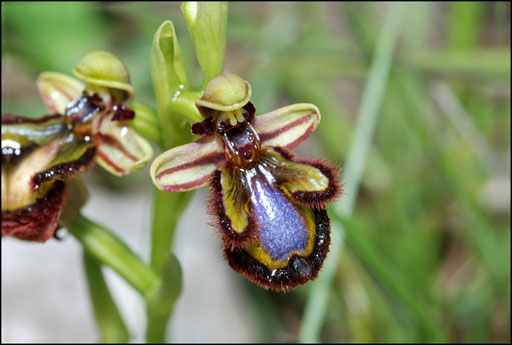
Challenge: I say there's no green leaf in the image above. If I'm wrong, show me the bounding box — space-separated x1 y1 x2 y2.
83 250 130 343
182 2 228 88
70 215 159 297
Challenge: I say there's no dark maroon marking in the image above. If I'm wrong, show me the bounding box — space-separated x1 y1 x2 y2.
31 146 97 190
65 92 105 125
242 101 256 121
208 169 257 250
111 102 135 121
257 112 314 148
1 114 63 124
2 181 67 243
2 144 38 165
223 208 331 292
156 151 225 179
272 147 343 210
191 117 215 137
161 171 218 192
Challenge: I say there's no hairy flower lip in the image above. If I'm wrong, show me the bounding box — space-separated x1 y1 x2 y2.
31 146 97 190
224 208 331 292
1 180 67 243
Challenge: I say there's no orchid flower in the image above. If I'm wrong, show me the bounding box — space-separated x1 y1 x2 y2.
1 51 152 242
151 74 341 291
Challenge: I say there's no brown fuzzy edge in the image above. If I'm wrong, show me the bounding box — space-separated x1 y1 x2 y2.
272 146 343 210
223 208 331 292
1 181 67 243
207 169 258 250
31 146 97 190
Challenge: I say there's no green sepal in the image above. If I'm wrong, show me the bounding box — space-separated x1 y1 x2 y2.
150 20 193 147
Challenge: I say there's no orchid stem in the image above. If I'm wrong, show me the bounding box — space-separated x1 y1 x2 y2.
146 189 191 342
150 189 191 271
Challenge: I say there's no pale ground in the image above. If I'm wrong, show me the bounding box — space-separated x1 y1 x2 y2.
1 167 259 343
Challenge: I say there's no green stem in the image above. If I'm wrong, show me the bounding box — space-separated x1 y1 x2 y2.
82 250 131 343
145 253 183 342
146 183 192 343
145 311 171 343
70 214 159 297
299 3 404 342
150 189 192 271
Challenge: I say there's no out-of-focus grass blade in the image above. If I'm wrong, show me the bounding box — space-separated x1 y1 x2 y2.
298 3 404 342
448 2 483 50
401 49 511 79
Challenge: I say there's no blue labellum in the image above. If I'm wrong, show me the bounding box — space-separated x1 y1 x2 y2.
248 171 309 261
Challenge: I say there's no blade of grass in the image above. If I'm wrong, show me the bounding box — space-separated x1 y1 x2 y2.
298 3 404 342
448 2 483 50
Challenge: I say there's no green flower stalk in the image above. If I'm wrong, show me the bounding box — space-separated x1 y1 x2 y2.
146 2 228 342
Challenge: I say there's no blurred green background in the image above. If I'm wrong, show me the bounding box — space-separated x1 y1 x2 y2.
2 2 510 343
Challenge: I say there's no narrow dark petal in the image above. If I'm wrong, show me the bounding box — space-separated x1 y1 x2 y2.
1 181 67 243
191 117 215 137
224 208 331 292
111 102 135 121
242 101 256 122
270 147 342 209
